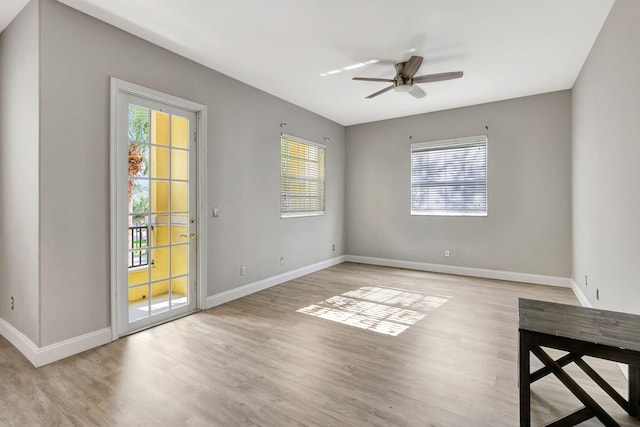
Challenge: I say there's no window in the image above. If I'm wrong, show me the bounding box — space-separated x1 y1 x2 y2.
280 134 326 218
411 135 487 216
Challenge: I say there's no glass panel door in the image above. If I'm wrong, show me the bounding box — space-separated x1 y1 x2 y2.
119 94 197 334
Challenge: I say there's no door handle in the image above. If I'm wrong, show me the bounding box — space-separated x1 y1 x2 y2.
180 233 197 240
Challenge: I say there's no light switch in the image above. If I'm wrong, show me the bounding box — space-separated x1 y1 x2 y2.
212 207 219 218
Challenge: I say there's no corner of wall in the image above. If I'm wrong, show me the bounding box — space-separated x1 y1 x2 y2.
0 318 39 366
570 280 591 308
0 0 41 349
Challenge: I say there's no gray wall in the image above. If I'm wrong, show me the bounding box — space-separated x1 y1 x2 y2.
0 0 41 345
346 91 572 278
572 0 640 313
36 0 345 346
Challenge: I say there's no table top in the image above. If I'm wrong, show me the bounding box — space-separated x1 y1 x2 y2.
519 298 640 353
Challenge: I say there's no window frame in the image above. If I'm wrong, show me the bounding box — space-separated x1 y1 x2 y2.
410 135 488 217
280 133 326 218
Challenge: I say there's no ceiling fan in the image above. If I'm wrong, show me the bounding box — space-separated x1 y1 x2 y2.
353 55 463 99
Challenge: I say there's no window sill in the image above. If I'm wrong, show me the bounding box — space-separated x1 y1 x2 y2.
281 211 325 219
411 211 487 217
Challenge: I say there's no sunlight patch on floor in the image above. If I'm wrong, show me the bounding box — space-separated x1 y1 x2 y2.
297 286 451 336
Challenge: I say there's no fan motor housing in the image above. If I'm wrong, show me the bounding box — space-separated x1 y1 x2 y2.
394 78 413 92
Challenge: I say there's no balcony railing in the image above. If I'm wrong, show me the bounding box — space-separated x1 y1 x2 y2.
129 225 149 268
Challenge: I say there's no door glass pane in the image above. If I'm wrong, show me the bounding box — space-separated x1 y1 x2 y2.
128 264 148 286
129 215 150 253
128 143 148 178
152 111 170 146
128 104 149 143
130 179 149 213
130 250 149 270
129 285 150 321
171 115 189 149
151 181 169 212
171 276 188 308
151 247 170 281
171 149 188 181
171 214 189 244
153 214 170 246
150 281 171 315
171 244 188 277
151 146 170 179
171 182 188 212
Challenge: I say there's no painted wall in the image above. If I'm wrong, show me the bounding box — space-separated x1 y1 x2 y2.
572 0 640 314
346 91 572 278
37 0 345 346
0 0 41 345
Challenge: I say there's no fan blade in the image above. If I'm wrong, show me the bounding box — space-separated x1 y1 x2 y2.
413 71 463 83
400 56 424 79
409 85 426 99
365 85 394 99
352 77 395 82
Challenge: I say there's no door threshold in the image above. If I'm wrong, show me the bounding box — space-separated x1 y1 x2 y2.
119 309 200 338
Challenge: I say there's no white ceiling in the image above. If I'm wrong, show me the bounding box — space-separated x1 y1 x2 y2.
0 0 29 33
4 1 614 126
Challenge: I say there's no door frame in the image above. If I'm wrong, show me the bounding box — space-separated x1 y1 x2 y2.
109 78 208 340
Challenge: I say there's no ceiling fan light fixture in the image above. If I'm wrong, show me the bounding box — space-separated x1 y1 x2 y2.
393 84 412 93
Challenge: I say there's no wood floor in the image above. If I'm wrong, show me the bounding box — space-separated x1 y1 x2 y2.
1 262 639 426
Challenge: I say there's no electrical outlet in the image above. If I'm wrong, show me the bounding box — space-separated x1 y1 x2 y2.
332 244 336 251
10 296 14 310
279 256 284 265
585 274 588 286
445 249 450 257
240 265 246 275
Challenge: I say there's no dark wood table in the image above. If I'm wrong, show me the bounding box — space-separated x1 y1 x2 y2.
519 298 640 427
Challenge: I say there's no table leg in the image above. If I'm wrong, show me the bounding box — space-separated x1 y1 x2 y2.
531 346 617 427
630 365 639 418
519 331 531 427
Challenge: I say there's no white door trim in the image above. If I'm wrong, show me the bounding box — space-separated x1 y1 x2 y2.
109 78 208 341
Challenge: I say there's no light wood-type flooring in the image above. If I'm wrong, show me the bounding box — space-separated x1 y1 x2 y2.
1 262 639 426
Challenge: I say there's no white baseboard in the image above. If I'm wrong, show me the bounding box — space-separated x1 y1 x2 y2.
35 328 112 367
571 279 592 308
0 319 39 366
344 255 573 288
0 319 111 367
206 256 346 309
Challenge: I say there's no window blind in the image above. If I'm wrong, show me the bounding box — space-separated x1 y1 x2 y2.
411 135 487 216
281 134 326 218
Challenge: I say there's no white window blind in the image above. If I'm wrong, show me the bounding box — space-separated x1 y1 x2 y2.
411 135 487 216
281 134 326 218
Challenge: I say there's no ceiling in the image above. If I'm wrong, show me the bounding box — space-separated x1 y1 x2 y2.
0 0 29 34
4 1 614 126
